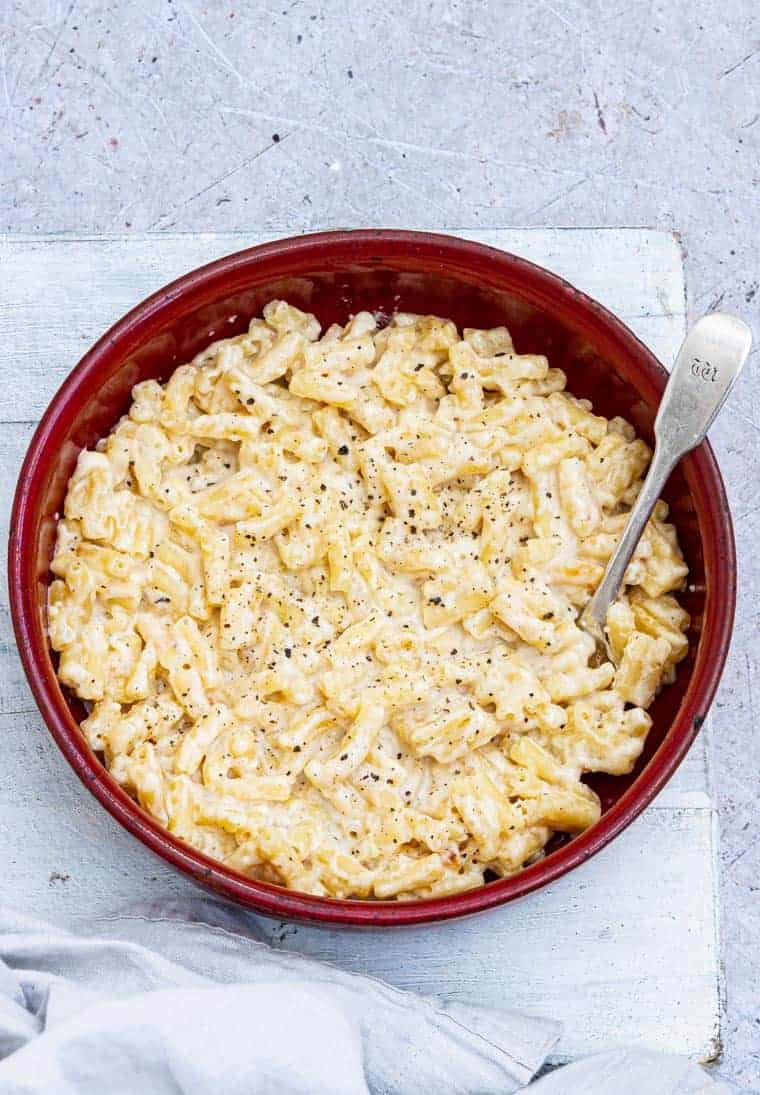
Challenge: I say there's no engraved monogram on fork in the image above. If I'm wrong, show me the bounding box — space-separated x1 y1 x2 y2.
690 357 718 382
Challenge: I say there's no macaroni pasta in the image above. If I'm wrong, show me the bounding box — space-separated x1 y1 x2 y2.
49 301 690 899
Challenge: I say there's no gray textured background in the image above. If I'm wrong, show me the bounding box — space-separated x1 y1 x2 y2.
2 0 758 1089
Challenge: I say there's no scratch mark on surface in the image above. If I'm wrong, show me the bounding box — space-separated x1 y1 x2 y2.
744 652 755 728
108 198 140 228
217 107 586 179
135 91 178 149
179 3 245 84
726 404 760 434
321 129 453 219
719 48 760 79
37 0 76 83
0 45 14 126
593 91 607 134
148 135 290 228
628 0 653 78
735 502 760 521
74 149 120 177
381 164 452 219
361 134 574 177
655 285 673 319
725 832 760 872
440 17 488 41
219 105 303 128
40 107 66 151
339 105 390 144
523 175 592 218
740 113 759 129
538 0 576 31
633 175 760 207
627 103 660 136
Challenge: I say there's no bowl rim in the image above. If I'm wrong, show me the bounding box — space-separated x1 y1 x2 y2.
8 228 736 926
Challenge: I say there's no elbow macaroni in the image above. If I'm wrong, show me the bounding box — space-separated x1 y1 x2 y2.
48 301 690 899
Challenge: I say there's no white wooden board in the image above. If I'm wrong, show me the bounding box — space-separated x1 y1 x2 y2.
0 229 722 1065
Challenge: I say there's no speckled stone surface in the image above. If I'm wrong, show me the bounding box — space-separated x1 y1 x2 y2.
2 0 758 1088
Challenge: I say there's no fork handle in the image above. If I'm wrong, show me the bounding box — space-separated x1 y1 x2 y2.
581 312 752 638
581 444 677 637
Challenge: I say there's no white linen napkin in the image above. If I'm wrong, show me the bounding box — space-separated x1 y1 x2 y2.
0 901 731 1094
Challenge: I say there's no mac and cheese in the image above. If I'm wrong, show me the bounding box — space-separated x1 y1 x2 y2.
49 302 689 899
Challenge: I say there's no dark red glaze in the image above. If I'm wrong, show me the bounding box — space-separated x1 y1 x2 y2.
8 230 735 926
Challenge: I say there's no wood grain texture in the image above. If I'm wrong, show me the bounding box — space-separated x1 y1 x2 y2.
0 229 721 1065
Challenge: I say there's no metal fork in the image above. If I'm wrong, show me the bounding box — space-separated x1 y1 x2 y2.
579 312 752 660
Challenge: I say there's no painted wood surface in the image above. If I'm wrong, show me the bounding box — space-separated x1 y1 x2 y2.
0 229 720 1065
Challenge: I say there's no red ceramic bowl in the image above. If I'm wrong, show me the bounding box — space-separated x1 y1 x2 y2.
9 230 735 926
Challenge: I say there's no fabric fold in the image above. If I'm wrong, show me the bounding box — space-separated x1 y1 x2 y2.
0 901 731 1094
0 901 559 1094
527 1048 733 1095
